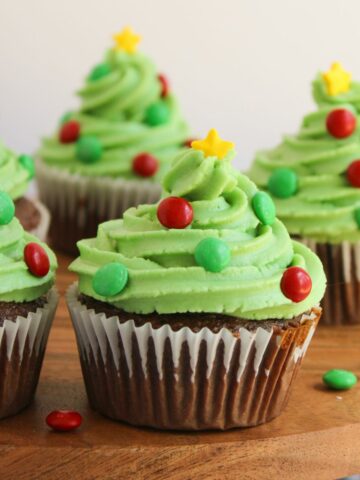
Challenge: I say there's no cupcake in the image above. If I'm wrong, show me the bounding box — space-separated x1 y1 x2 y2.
0 191 58 419
67 129 325 430
0 139 50 241
248 67 360 325
38 26 189 255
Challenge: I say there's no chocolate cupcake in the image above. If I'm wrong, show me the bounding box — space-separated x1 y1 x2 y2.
0 139 50 241
37 27 189 255
67 129 325 430
249 65 360 325
0 191 58 419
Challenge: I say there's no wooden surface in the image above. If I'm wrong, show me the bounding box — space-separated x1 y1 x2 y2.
0 254 360 479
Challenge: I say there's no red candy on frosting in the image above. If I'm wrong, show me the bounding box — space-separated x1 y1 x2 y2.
326 109 356 139
157 196 193 229
347 159 360 188
24 243 50 277
280 266 312 303
158 74 169 98
132 153 159 177
46 410 82 432
59 121 81 144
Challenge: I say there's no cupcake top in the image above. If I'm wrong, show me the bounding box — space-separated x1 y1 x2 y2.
0 191 57 302
0 140 35 200
313 62 360 112
39 27 189 181
70 129 326 320
249 97 360 243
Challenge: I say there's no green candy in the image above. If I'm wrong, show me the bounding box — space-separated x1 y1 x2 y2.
355 207 360 228
144 101 170 126
76 136 103 164
60 111 73 125
19 154 35 179
252 191 276 226
92 262 129 297
88 63 111 82
323 369 357 390
194 237 231 273
268 168 298 198
0 191 15 225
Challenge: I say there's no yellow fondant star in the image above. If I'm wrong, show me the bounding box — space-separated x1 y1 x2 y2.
322 62 352 96
113 27 141 54
191 129 234 159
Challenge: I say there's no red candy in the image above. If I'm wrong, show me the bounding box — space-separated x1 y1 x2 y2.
280 266 312 303
347 159 360 188
59 120 81 144
158 74 169 97
24 243 50 277
326 109 356 139
157 196 193 229
132 152 159 177
46 410 82 432
184 138 196 148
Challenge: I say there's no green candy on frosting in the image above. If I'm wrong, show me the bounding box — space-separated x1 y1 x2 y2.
249 103 360 243
39 48 189 181
70 146 326 320
0 141 33 200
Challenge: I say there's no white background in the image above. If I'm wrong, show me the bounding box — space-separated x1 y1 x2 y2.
0 0 360 169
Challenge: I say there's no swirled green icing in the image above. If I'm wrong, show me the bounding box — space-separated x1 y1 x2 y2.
70 148 326 319
248 103 360 242
0 217 57 302
0 141 31 199
39 49 188 180
313 73 360 112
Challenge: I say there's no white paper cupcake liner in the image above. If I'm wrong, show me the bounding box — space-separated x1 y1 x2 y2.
297 237 360 325
36 159 162 254
0 288 58 419
67 283 321 430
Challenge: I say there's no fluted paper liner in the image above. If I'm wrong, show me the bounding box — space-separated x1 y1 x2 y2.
67 284 321 430
0 288 58 419
36 159 161 254
298 237 360 325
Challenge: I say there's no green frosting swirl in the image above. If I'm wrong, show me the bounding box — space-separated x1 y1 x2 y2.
0 141 31 200
0 217 57 302
249 104 360 242
313 73 360 112
70 148 326 320
39 50 188 180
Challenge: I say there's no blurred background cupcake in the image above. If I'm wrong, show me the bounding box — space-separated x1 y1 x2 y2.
248 63 360 325
67 129 325 430
0 191 58 419
0 139 50 241
37 26 190 255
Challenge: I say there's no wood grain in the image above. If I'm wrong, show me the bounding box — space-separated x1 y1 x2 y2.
0 254 360 479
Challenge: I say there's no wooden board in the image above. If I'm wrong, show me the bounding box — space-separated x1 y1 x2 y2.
0 253 360 479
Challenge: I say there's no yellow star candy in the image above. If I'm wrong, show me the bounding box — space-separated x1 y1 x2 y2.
191 129 234 159
322 62 352 96
113 26 141 54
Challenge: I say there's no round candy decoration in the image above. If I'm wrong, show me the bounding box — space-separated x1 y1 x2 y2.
59 120 81 144
89 63 111 81
268 168 298 199
251 191 276 226
157 196 193 229
326 108 357 139
346 159 360 188
280 266 312 303
195 237 231 273
184 138 196 148
76 136 103 164
19 154 35 179
158 74 169 97
144 101 170 126
46 410 83 432
323 369 357 390
0 191 15 225
132 153 159 177
24 243 50 277
92 262 128 297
